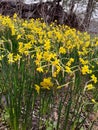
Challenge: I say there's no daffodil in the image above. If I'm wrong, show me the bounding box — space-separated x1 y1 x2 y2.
91 99 96 103
36 67 43 72
59 47 66 54
35 84 40 94
40 77 53 90
66 58 74 66
91 74 97 83
81 65 92 75
0 55 4 61
79 58 89 65
86 84 95 90
7 53 14 64
14 54 21 61
65 66 72 73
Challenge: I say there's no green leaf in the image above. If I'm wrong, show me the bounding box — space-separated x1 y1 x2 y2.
46 126 53 130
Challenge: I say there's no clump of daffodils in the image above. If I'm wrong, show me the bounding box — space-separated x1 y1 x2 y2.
0 14 98 95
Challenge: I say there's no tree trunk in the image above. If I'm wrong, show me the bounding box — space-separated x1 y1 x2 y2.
83 0 95 30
